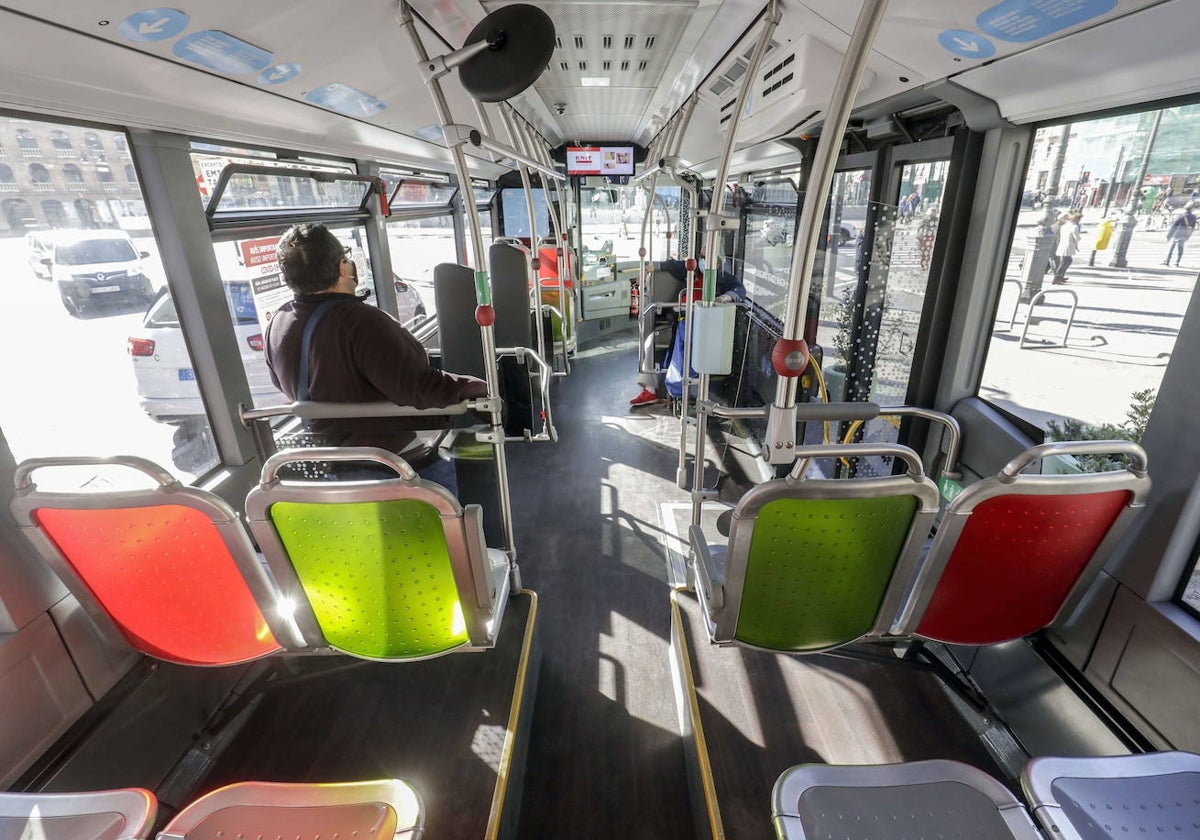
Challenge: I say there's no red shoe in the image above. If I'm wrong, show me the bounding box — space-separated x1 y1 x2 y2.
629 388 664 407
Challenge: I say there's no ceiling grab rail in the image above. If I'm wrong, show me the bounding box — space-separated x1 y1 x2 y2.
512 110 572 377
689 0 782 526
397 0 556 569
764 0 891 467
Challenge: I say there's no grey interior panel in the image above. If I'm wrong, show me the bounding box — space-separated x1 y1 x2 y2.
49 594 138 701
434 262 486 379
1086 585 1200 751
0 611 91 787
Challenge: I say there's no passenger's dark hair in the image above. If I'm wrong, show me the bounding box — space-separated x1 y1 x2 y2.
277 223 344 294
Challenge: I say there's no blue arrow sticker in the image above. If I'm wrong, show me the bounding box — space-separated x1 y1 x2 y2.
304 83 387 117
257 63 302 85
979 0 1117 43
173 30 273 74
938 29 996 59
118 8 189 42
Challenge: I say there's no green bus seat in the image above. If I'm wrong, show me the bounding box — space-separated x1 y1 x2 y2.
246 447 510 661
690 443 939 652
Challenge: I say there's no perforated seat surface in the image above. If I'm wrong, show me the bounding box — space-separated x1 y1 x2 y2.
915 490 1129 644
773 761 1041 840
738 495 919 650
794 780 1019 839
1023 752 1200 840
270 497 469 658
33 505 280 664
1053 773 1200 838
158 780 422 840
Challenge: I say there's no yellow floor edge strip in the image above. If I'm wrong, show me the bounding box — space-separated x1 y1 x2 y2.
671 587 725 839
485 589 539 840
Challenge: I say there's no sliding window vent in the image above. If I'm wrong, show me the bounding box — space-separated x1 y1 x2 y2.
624 35 635 49
603 35 613 49
574 35 585 49
579 61 587 71
603 60 611 71
637 60 647 71
621 60 630 71
719 98 737 113
709 78 732 97
645 36 656 49
560 61 570 71
720 113 733 125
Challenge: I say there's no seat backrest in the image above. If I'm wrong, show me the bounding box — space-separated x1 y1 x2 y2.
10 457 288 666
245 447 505 661
896 441 1150 645
772 760 1041 840
157 779 423 840
0 788 156 840
712 444 940 651
487 242 535 348
1022 751 1200 840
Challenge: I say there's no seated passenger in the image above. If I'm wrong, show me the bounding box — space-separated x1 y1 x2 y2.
266 223 487 487
630 254 745 408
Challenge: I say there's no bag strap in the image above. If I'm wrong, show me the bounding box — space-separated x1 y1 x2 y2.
297 298 343 402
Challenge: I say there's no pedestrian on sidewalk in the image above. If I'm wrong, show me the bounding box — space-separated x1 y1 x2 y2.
1052 211 1081 285
1163 201 1197 267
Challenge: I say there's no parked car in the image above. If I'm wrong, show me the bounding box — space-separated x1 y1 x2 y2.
39 229 156 315
392 275 428 324
25 231 55 279
129 272 426 469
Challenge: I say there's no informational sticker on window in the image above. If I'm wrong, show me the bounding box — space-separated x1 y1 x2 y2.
236 236 291 332
240 236 280 269
251 273 292 333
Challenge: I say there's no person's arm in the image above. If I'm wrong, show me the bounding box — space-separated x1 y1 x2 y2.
715 269 746 302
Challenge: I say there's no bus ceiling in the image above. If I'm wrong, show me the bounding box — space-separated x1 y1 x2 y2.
0 1 1194 177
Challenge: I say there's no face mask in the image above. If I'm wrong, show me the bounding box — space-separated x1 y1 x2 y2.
697 258 706 272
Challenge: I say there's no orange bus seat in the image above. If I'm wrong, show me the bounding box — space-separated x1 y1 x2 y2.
11 456 292 666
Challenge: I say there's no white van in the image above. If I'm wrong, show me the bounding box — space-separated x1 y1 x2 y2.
41 229 156 315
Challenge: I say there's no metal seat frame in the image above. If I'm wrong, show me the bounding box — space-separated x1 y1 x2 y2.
0 787 156 840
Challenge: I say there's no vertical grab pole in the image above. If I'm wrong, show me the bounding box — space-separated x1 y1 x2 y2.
498 107 550 371
515 113 571 376
398 2 518 563
690 1 781 525
765 0 890 467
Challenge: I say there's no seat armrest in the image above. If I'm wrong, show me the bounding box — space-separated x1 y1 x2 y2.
689 524 724 611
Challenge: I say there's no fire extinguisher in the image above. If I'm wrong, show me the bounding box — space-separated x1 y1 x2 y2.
629 277 639 318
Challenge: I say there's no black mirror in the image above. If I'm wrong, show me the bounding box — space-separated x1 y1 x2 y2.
40 257 51 267
139 250 150 259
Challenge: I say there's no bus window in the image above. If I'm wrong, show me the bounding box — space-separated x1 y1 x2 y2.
979 105 1200 446
385 215 455 326
0 114 195 486
579 181 679 265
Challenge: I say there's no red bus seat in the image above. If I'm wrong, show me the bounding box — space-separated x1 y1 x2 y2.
894 441 1149 645
11 456 293 666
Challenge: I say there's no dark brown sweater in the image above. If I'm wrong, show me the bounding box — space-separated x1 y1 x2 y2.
265 293 486 452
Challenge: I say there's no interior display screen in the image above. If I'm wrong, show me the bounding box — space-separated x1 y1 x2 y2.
566 145 634 176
